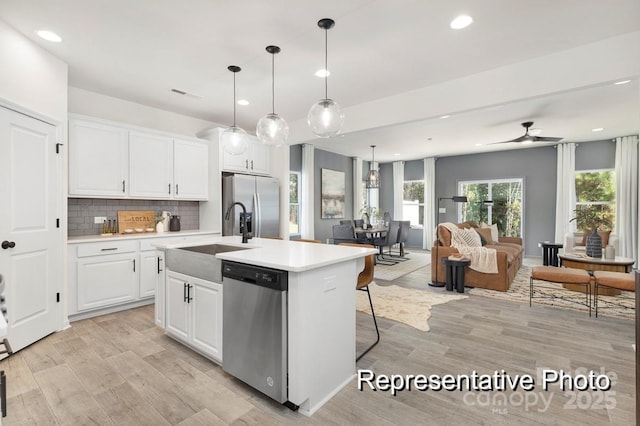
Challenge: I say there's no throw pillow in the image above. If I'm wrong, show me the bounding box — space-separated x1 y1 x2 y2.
457 227 482 247
475 227 493 245
480 222 499 242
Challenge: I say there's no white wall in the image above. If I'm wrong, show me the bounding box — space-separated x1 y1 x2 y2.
0 19 68 123
69 87 222 137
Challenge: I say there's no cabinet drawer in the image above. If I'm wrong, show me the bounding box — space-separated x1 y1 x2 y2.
76 240 139 257
140 238 173 252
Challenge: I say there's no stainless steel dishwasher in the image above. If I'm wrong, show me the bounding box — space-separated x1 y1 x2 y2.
221 260 291 406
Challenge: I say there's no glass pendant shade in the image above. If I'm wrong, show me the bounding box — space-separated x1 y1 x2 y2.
307 98 344 138
365 169 380 189
221 125 248 155
256 113 289 146
223 65 248 156
257 45 289 146
308 18 344 138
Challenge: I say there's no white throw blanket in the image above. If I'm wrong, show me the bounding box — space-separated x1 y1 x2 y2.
441 222 498 274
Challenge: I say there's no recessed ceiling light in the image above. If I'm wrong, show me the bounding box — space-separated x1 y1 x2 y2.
36 30 62 43
475 143 483 146
237 99 249 106
592 127 604 132
314 69 330 78
393 153 401 156
614 80 631 85
440 115 450 119
450 15 473 30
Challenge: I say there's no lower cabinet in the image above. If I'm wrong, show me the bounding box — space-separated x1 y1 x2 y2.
154 250 166 328
165 270 222 362
76 252 138 311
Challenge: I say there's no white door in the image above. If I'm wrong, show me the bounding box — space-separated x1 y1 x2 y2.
173 139 208 200
68 118 129 197
249 139 271 175
0 106 62 352
191 278 222 361
76 253 138 311
165 271 189 341
129 132 173 199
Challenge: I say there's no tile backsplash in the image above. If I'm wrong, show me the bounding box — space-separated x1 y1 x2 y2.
68 198 200 237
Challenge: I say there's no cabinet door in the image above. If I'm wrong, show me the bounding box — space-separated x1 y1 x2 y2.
129 132 173 199
190 278 223 362
76 253 137 311
139 250 160 298
69 119 129 197
165 271 189 341
173 139 209 200
154 251 166 328
249 139 271 175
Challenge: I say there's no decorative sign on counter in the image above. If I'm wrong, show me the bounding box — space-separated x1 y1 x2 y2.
117 210 156 234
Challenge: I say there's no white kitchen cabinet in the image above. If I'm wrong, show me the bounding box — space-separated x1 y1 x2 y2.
69 115 209 200
68 233 217 321
69 118 129 197
173 138 209 200
76 252 138 312
221 134 271 176
129 131 174 199
165 270 222 362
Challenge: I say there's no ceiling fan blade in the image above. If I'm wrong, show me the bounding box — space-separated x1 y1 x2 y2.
533 136 563 142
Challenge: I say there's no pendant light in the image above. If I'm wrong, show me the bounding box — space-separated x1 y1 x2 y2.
256 45 289 146
221 65 248 155
307 18 344 138
365 145 380 188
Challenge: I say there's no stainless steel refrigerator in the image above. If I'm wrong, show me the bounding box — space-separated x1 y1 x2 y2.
222 174 280 238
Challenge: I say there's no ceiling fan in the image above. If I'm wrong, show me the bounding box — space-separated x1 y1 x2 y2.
492 121 563 145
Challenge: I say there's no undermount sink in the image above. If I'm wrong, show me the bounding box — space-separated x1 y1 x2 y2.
165 244 252 282
177 244 252 256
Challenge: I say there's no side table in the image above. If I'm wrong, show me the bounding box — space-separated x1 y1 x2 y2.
539 242 563 266
441 257 471 293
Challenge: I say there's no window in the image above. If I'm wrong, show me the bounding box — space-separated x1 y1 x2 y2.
289 172 300 235
458 178 524 238
403 180 424 227
574 169 615 232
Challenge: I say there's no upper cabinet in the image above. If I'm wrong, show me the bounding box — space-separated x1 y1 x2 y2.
69 119 129 197
221 134 271 176
69 116 209 201
173 138 209 200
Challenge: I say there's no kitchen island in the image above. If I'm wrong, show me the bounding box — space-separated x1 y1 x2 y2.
154 236 377 416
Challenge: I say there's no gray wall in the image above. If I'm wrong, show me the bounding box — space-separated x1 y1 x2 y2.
290 144 302 173
314 148 354 243
575 139 615 170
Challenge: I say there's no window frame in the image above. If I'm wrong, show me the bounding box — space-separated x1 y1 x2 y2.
573 168 615 231
289 171 301 237
403 179 425 228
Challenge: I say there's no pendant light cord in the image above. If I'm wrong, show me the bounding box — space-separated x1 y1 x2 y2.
324 27 328 100
271 52 275 114
232 72 237 127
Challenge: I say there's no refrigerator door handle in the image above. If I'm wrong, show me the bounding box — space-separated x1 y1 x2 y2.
254 193 261 238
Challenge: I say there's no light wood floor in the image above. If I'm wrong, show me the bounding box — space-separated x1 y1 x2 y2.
1 257 635 425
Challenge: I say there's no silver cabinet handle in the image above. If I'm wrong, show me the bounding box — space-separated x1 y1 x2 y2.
100 247 117 251
122 180 126 192
251 160 254 170
245 159 249 169
176 184 179 195
168 184 171 194
132 259 136 272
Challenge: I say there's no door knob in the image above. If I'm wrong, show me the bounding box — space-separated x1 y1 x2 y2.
1 241 15 249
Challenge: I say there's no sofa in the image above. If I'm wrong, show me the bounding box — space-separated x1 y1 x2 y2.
431 222 524 292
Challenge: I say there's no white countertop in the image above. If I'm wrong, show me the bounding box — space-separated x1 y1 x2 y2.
67 229 219 244
155 236 378 273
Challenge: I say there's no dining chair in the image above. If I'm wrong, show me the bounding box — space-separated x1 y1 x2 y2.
332 224 359 244
339 243 379 361
387 220 410 259
372 223 399 265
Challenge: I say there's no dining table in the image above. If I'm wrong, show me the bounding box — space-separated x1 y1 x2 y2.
354 226 388 254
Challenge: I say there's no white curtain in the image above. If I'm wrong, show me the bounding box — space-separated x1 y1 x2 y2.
392 161 404 220
301 143 315 239
423 157 436 249
353 157 363 219
615 135 638 261
554 143 576 243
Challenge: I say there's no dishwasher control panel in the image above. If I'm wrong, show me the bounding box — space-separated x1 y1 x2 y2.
221 261 288 291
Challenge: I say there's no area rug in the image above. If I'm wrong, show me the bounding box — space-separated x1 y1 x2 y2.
356 282 467 331
469 265 635 319
373 252 430 281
